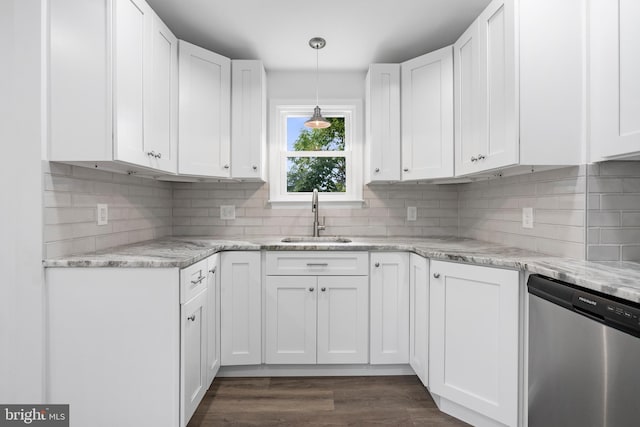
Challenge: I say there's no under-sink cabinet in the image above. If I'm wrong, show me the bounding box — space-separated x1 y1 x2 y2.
46 254 220 427
429 260 519 427
369 252 410 364
265 252 369 364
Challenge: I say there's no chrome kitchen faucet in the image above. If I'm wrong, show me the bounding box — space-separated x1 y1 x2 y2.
311 188 326 237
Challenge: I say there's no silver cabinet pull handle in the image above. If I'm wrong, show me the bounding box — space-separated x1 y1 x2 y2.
374 262 380 267
477 154 485 160
321 287 326 292
147 151 156 157
156 152 162 159
188 315 196 322
309 287 315 292
191 275 205 285
374 168 380 173
224 164 230 169
306 263 328 267
433 273 440 279
209 267 216 274
470 156 478 162
403 168 409 172
252 165 258 171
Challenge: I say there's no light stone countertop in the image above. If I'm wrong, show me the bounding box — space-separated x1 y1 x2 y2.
43 235 640 304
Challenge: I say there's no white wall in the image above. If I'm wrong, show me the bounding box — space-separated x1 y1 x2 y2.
267 70 366 100
0 0 45 402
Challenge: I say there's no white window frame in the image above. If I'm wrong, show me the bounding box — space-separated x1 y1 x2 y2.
268 99 363 207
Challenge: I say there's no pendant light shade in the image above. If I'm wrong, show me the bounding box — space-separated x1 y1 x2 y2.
305 37 331 129
305 106 331 129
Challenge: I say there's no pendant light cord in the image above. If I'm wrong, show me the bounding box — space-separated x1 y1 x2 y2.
315 46 319 106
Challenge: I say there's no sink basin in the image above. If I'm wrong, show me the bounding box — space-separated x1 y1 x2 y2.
281 236 352 243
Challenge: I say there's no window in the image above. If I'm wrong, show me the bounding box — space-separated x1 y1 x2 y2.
269 101 363 206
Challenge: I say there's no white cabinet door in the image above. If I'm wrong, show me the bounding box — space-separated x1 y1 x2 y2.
317 276 369 364
220 252 261 365
178 40 231 177
370 252 409 364
113 0 152 167
590 0 640 161
181 288 207 427
265 276 317 364
401 46 454 180
409 253 429 387
205 254 220 387
231 60 267 180
429 260 519 427
454 21 481 176
144 11 178 173
365 64 401 182
476 0 518 172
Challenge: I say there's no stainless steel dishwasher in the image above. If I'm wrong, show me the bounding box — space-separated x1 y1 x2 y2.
528 274 640 427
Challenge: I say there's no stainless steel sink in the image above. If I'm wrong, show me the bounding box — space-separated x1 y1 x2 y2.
280 236 352 243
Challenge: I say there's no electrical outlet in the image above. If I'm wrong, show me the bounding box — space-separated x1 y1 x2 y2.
522 207 534 229
220 205 236 220
97 204 108 225
407 206 417 221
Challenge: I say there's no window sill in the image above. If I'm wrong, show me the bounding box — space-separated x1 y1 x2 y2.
268 199 366 209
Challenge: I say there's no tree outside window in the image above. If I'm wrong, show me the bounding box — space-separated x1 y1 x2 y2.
286 117 346 193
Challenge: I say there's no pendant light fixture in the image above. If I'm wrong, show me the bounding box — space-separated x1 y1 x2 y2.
305 37 331 129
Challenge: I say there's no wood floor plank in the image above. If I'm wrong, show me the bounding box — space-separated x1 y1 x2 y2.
187 376 470 426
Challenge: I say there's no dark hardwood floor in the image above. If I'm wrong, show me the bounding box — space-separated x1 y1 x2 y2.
188 376 469 426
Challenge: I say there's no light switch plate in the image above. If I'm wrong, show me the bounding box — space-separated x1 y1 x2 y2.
220 205 236 220
407 206 417 221
97 204 108 225
522 207 534 229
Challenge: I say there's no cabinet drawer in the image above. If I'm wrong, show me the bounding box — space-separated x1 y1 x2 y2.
266 251 368 276
180 258 209 303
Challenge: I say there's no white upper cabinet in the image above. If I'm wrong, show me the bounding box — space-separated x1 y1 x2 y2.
455 0 585 176
401 46 454 180
365 64 401 182
49 0 178 174
590 0 640 161
178 41 231 177
231 60 267 180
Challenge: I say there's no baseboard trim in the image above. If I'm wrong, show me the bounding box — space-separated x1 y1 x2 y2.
217 364 415 377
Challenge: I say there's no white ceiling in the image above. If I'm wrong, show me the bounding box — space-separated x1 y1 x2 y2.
146 0 491 71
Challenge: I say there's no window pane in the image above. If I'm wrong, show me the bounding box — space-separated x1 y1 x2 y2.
286 117 345 152
287 157 346 193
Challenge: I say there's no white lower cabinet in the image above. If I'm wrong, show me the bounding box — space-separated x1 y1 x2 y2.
205 254 221 386
369 252 410 364
46 254 221 427
265 251 369 365
220 251 262 365
429 260 519 427
409 253 429 387
180 286 207 426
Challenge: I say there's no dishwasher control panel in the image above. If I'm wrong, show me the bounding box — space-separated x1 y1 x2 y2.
572 291 640 335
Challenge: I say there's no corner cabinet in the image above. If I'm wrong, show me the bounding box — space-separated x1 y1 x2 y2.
429 260 519 427
231 60 267 180
369 252 410 364
590 0 640 161
49 0 178 174
454 0 585 176
220 251 262 365
265 252 369 364
365 64 401 182
409 253 429 387
178 41 231 178
401 46 454 181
